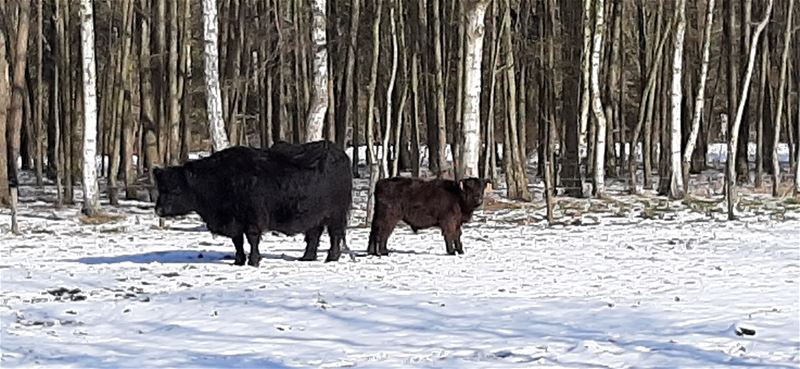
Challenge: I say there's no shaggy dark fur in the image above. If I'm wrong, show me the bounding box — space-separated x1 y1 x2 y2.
153 141 352 266
367 177 489 256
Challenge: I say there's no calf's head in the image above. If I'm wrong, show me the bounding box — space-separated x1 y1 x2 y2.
152 167 196 217
459 177 491 210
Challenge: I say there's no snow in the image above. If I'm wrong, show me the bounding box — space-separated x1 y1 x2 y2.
2 171 800 368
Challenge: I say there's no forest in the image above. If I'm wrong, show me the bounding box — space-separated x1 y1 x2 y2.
0 0 799 222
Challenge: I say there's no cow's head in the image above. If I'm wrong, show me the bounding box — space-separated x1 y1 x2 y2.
152 166 196 217
459 177 491 209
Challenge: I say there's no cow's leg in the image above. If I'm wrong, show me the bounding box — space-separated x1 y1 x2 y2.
325 216 347 262
232 234 246 266
453 225 464 254
300 225 325 261
246 233 262 267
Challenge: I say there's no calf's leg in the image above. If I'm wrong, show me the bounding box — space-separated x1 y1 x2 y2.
246 233 262 267
368 215 399 256
232 234 246 266
440 219 458 255
453 225 464 255
300 225 325 261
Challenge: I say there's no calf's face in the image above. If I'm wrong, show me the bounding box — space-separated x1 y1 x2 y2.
459 178 490 209
153 167 196 217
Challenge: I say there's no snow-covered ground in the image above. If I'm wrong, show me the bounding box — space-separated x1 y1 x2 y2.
2 172 800 368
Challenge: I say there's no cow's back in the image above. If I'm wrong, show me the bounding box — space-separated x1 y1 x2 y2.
244 141 352 235
375 177 460 230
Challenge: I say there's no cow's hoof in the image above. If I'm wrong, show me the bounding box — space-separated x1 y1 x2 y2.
299 255 317 261
455 248 464 255
248 256 261 267
324 255 340 263
446 249 456 255
234 254 247 266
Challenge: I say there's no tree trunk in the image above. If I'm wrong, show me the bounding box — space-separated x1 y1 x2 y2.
772 0 795 196
432 0 448 177
203 0 231 151
34 0 44 186
560 0 583 197
682 0 714 193
590 0 607 197
755 35 769 187
579 0 592 155
381 1 398 178
80 0 100 216
6 0 30 225
727 0 772 220
343 0 361 152
460 0 489 179
365 0 383 223
166 0 181 164
0 30 9 206
305 0 328 142
668 0 687 199
502 0 530 201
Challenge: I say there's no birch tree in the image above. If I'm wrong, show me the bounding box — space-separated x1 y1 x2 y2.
459 0 490 179
682 0 715 192
80 0 100 216
771 0 794 196
203 0 230 151
0 31 9 207
305 0 328 142
590 0 607 197
668 0 687 199
365 0 383 223
727 0 772 220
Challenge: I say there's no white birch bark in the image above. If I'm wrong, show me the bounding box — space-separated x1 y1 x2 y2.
202 0 230 151
579 0 592 152
381 1 398 178
305 0 328 142
682 0 715 187
772 0 794 196
727 0 772 220
365 0 383 223
80 0 100 216
590 0 607 197
669 0 687 199
461 0 490 179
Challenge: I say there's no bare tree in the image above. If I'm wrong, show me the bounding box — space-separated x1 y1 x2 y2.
381 0 398 178
590 0 607 197
459 0 490 179
432 0 448 177
203 0 230 151
771 0 795 196
683 0 715 193
80 0 100 216
0 30 9 206
668 0 687 199
365 0 383 223
305 0 329 142
727 0 772 220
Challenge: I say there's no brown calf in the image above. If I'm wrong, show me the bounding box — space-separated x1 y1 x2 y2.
367 177 490 256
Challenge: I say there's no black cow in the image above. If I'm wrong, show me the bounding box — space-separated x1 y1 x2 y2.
153 141 352 266
367 177 489 256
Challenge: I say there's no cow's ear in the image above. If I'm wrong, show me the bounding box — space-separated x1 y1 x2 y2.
152 167 163 180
